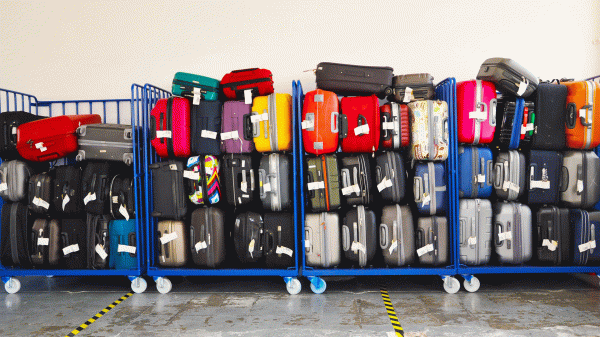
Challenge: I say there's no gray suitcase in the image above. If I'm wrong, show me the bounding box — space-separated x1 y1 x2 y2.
380 204 414 266
76 123 134 165
259 153 291 211
494 202 532 264
560 151 600 208
476 57 539 97
416 216 448 266
493 150 526 200
305 212 341 268
459 199 493 265
0 160 32 202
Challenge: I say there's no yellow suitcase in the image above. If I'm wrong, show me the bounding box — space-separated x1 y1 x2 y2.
251 93 292 152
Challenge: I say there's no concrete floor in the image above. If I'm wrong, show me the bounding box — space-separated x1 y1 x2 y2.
0 274 599 336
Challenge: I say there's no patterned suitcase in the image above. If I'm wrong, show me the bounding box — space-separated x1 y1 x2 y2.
459 199 493 265
252 93 293 152
408 100 449 161
414 162 447 215
526 150 562 204
458 146 493 198
150 97 191 158
494 202 532 264
493 150 526 201
301 89 340 155
476 57 538 97
220 101 254 153
457 80 497 144
304 212 341 268
340 154 372 206
306 155 341 212
375 151 405 203
339 95 380 153
184 155 221 205
560 151 600 208
380 205 414 266
416 216 448 266
563 80 600 150
380 102 410 149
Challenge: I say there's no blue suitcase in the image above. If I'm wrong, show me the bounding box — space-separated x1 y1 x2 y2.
414 162 447 215
458 146 493 198
109 220 138 269
526 150 562 204
570 209 600 265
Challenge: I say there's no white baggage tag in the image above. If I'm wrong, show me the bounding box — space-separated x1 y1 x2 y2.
240 181 248 193
578 241 593 253
341 184 360 196
260 113 269 121
301 120 314 130
577 180 584 193
263 182 272 192
160 232 178 245
421 194 431 206
37 181 41 187
388 240 398 254
308 165 316 169
469 109 487 120
416 243 434 257
37 237 49 246
156 130 172 139
468 237 477 245
112 196 119 204
305 240 310 248
354 124 370 136
382 122 395 130
35 142 44 149
477 174 486 183
403 87 414 103
11 127 16 135
62 194 70 210
39 146 47 152
195 241 208 252
220 131 239 140
95 244 108 260
183 170 200 180
32 197 50 210
244 89 253 105
201 130 217 139
516 79 528 96
193 87 202 105
503 181 520 193
276 246 294 257
542 239 558 252
350 241 367 254
250 114 262 123
118 244 137 254
248 239 255 258
0 183 7 192
530 180 550 190
242 194 249 199
62 243 80 256
119 204 130 221
83 192 96 205
579 108 588 118
498 231 512 242
307 181 325 191
377 177 393 192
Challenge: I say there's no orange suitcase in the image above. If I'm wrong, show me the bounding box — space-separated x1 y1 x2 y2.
564 80 600 149
301 89 339 155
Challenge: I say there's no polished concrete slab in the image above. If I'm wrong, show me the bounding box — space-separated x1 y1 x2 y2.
0 274 599 336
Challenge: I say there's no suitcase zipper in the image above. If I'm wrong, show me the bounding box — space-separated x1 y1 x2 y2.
473 80 483 144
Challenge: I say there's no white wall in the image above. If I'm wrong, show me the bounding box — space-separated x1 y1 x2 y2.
1 0 599 101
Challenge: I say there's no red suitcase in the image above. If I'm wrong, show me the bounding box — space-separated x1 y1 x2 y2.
150 97 191 158
221 68 274 102
380 102 410 149
16 114 101 162
339 95 380 153
302 89 340 155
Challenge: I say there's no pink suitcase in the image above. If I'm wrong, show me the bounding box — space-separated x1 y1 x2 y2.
457 80 497 144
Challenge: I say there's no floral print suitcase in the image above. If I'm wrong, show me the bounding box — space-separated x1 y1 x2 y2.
408 100 449 161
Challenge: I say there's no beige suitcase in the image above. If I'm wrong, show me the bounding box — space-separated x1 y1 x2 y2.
157 220 188 267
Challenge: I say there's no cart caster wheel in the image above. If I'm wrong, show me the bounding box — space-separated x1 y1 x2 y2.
285 278 302 295
131 277 147 294
156 277 172 294
4 278 20 294
442 277 460 294
463 276 480 293
309 277 326 294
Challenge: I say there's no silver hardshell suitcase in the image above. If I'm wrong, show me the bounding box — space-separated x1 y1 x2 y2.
76 123 134 165
560 151 600 208
493 150 526 200
0 160 32 202
380 204 414 266
305 212 341 268
259 153 291 211
494 202 532 264
459 199 493 265
416 216 448 266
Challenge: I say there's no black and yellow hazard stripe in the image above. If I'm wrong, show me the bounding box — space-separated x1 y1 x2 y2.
380 287 404 337
65 292 133 337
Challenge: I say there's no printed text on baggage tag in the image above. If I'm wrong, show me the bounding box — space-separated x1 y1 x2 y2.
416 243 434 257
220 131 239 140
83 192 97 205
276 246 294 257
183 170 200 181
468 237 477 245
37 237 49 246
244 89 253 104
95 244 108 260
530 180 550 190
351 241 367 254
32 196 50 210
195 241 207 252
516 79 528 96
542 239 558 252
156 130 172 139
498 231 512 242
388 240 398 254
342 184 360 196
119 205 130 221
301 120 314 130
403 87 413 103
62 243 80 256
377 177 393 192
118 244 137 254
193 88 202 105
160 232 178 245
578 240 596 253
307 181 325 191
201 130 218 139
577 180 584 193
62 194 70 210
354 124 370 136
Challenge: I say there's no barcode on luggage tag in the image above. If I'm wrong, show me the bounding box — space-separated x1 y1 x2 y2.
195 241 207 252
468 237 477 245
118 244 136 254
160 232 178 245
388 240 398 254
498 231 512 241
119 205 130 221
37 237 49 246
32 197 50 209
578 240 596 252
416 243 434 257
377 177 393 192
530 180 550 190
542 239 558 251
221 131 239 140
95 244 108 260
62 194 70 210
83 192 97 205
276 246 294 257
403 87 413 103
350 241 367 254
577 180 584 193
62 244 80 255
156 130 172 139
183 170 200 180
516 79 528 96
307 181 325 191
354 124 370 136
0 183 6 192
301 120 314 130
201 130 218 139
244 89 253 104
193 88 202 105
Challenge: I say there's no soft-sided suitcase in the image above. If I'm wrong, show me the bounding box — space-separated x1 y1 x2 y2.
16 114 101 162
87 214 110 269
75 123 134 164
109 219 137 270
109 174 135 220
30 218 61 266
528 83 567 150
259 153 291 211
191 100 221 155
0 203 32 267
493 150 526 201
61 218 87 269
234 212 264 263
252 93 293 152
570 209 600 265
0 111 46 160
459 199 493 265
416 216 448 266
380 102 410 149
185 155 221 205
0 160 32 202
380 205 414 266
157 220 187 267
150 97 191 158
81 162 113 215
52 165 82 214
306 155 340 212
264 213 295 268
414 162 447 215
221 68 274 102
220 101 254 153
536 206 570 265
340 155 372 206
390 73 435 103
150 160 187 219
304 212 341 268
476 57 538 97
564 80 600 150
301 89 340 155
28 172 52 213
189 207 225 268
457 80 497 144
221 154 254 207
494 202 532 264
342 206 376 267
526 150 562 204
458 146 493 198
375 152 405 203
560 151 600 208
339 95 380 153
315 62 393 97
408 100 449 161
172 72 220 102
493 97 524 150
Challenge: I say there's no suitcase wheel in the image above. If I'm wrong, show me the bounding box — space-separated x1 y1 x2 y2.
3 277 21 294
155 276 172 294
130 277 147 294
442 276 460 294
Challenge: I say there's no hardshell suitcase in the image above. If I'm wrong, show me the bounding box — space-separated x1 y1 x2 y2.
340 155 372 206
220 101 254 153
233 212 264 263
414 162 447 215
526 150 562 204
259 154 291 211
563 80 600 150
150 97 191 158
28 172 52 213
150 160 187 220
342 205 377 267
0 160 32 202
476 57 538 97
185 155 221 205
528 83 567 150
109 174 135 220
494 202 532 264
61 218 87 269
408 100 449 161
339 95 380 153
30 218 61 266
81 162 113 215
375 152 405 203
459 199 493 265
264 213 295 268
109 219 137 270
172 72 220 101
189 207 225 268
380 102 410 149
16 114 101 162
493 150 526 201
306 155 341 212
493 98 524 150
457 80 497 144
52 165 82 214
570 209 600 265
315 62 393 97
305 212 341 268
87 214 110 269
0 111 46 160
390 73 435 103
416 216 448 266
191 100 222 155
157 220 187 267
560 151 600 208
0 203 32 267
252 93 293 152
379 205 414 266
536 206 570 265
221 68 274 101
458 146 493 198
75 123 134 164
221 154 254 207
301 89 340 155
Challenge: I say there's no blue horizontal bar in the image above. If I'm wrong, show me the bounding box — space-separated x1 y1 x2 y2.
36 99 130 105
302 267 454 277
146 268 298 277
458 266 600 274
0 269 142 277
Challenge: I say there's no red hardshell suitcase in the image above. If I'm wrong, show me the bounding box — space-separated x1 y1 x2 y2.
221 68 274 102
150 97 191 158
457 80 497 144
380 102 410 149
16 114 101 162
339 95 380 153
302 89 340 155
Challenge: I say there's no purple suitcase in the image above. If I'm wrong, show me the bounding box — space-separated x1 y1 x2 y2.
221 101 255 153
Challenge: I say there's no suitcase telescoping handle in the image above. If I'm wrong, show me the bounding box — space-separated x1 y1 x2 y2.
489 99 498 127
579 105 594 127
413 176 423 202
331 112 339 133
379 223 389 249
493 163 504 189
494 222 505 247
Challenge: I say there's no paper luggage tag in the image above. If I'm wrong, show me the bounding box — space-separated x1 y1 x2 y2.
388 240 398 254
468 237 477 245
354 124 370 136
498 231 512 242
542 239 558 252
117 244 136 254
301 120 314 130
516 79 529 96
35 142 48 153
62 194 70 210
160 232 178 245
377 177 393 192
503 181 520 193
195 241 208 252
83 192 96 205
244 89 253 104
530 180 550 190
62 243 80 256
156 130 172 139
37 237 49 246
416 243 434 257
382 122 395 130
307 181 325 191
32 196 50 210
276 246 294 257
119 204 130 221
240 181 248 193
183 170 200 180
469 109 487 120
201 130 218 139
521 123 534 134
403 87 414 103
250 114 262 123
220 131 239 140
193 87 202 105
262 182 272 192
248 239 255 258
342 184 360 196
0 183 7 191
477 174 486 183
350 241 366 254
579 240 596 253
421 194 431 206
95 244 108 260
577 180 584 193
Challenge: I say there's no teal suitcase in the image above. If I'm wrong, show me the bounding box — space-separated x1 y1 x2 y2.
172 72 220 101
109 219 138 269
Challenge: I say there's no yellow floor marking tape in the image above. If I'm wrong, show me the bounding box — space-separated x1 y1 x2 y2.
65 292 133 337
380 287 404 337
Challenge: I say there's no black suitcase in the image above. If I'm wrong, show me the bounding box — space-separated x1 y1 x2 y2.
0 111 46 160
52 165 83 214
526 150 562 204
31 218 61 267
109 174 135 220
536 206 570 265
528 83 567 150
476 57 539 97
191 100 222 155
81 162 113 215
87 214 110 269
340 155 372 205
315 62 394 97
389 73 435 103
342 205 377 267
221 154 254 207
28 172 53 214
0 202 32 267
150 160 187 219
493 97 523 150
375 152 405 203
189 207 225 268
61 218 87 269
233 211 264 263
264 213 295 268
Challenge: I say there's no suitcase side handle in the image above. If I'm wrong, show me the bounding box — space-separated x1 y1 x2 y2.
264 229 274 255
566 103 577 129
128 232 137 258
243 113 254 141
381 111 392 141
580 105 593 127
489 98 497 127
339 114 348 139
341 225 350 252
486 160 494 186
559 166 569 193
379 223 388 249
441 117 449 144
413 176 423 202
304 227 312 254
375 165 382 188
493 163 504 189
415 228 424 250
494 222 504 247
331 111 339 133
230 68 259 73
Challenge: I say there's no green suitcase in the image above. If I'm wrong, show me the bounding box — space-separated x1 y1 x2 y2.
172 72 220 101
